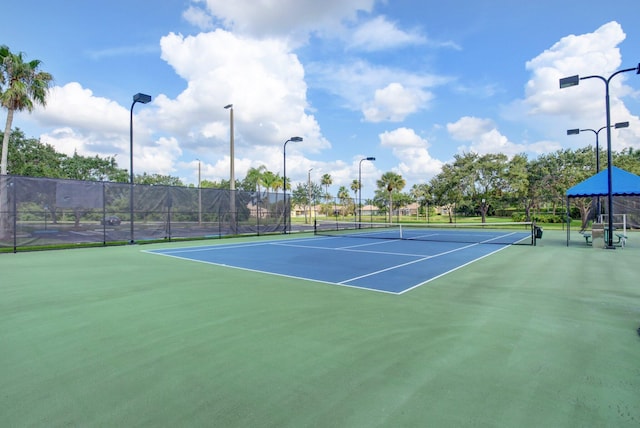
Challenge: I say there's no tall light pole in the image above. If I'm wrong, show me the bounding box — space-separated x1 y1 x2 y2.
567 121 629 220
283 136 303 233
129 92 151 244
560 63 639 248
307 168 313 223
197 159 202 225
358 157 375 223
224 104 235 233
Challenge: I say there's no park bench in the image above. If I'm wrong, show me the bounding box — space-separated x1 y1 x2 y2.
582 230 628 247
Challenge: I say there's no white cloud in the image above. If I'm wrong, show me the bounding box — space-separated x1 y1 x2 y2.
35 83 134 160
182 5 213 30
347 15 426 51
198 0 376 41
308 60 449 122
35 83 128 134
518 21 640 151
137 137 183 175
447 117 527 156
157 30 328 155
523 21 627 118
379 127 443 182
363 83 433 122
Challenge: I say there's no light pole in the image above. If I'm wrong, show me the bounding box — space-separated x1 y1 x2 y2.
283 136 303 233
129 92 151 244
567 121 629 220
358 157 375 223
197 159 202 225
560 63 639 248
224 104 235 233
307 168 313 223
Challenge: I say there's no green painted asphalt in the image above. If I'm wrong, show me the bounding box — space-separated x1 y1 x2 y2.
1 230 638 427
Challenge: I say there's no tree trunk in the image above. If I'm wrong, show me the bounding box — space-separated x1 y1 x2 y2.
1 108 14 175
0 109 15 238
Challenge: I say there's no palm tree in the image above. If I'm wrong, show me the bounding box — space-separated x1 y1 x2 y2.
1 46 53 237
321 173 332 202
350 179 360 217
245 165 267 193
1 45 53 175
377 171 406 222
337 186 350 217
261 170 277 193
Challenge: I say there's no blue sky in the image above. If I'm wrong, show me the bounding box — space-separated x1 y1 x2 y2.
3 0 640 199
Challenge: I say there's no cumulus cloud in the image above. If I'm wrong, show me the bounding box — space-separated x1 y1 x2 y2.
379 127 443 182
35 83 128 134
308 60 449 122
196 0 376 40
517 21 639 151
157 30 327 154
363 83 433 122
35 83 135 160
447 117 528 156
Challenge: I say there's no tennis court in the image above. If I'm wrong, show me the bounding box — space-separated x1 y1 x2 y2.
2 228 639 427
146 222 535 294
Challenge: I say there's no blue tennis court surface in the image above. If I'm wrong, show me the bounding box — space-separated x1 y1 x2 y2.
146 230 530 294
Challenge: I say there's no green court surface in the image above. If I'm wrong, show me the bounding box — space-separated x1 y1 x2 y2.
1 230 639 427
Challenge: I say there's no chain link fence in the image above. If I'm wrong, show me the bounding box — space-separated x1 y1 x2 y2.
0 175 288 252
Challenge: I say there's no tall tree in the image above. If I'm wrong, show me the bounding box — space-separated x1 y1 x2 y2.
242 165 267 192
429 163 462 223
260 171 278 193
4 128 64 177
0 46 52 236
410 183 431 218
350 179 360 202
337 185 352 216
1 46 53 175
321 173 332 201
376 171 405 222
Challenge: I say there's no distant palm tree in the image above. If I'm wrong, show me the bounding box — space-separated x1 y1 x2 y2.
337 186 350 216
1 45 53 175
377 171 406 222
350 179 360 216
321 173 332 202
245 165 267 193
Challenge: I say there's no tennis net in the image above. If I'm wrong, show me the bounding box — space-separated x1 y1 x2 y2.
314 220 536 245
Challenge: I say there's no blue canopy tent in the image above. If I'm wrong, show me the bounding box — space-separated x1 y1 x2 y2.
566 166 640 246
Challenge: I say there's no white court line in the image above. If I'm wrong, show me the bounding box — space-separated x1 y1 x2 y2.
338 242 479 284
272 240 431 258
144 245 401 295
398 244 513 295
143 233 522 295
